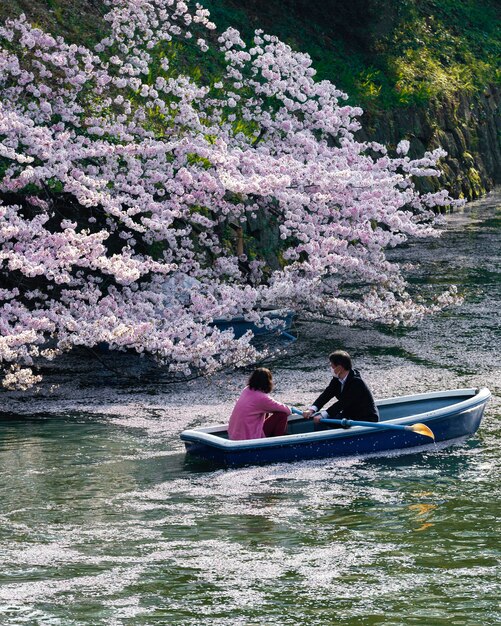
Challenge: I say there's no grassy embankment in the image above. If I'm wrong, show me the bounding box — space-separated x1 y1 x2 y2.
1 0 499 112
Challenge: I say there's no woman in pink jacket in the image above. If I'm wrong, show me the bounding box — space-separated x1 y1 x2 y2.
228 368 291 440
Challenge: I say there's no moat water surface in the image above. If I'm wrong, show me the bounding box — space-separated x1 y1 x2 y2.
0 191 500 625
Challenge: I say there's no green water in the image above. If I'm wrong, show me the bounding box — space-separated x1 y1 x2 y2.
0 192 500 625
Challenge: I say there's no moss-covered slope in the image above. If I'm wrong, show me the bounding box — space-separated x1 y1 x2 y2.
1 0 500 198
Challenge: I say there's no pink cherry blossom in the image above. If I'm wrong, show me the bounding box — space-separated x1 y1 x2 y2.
0 0 463 389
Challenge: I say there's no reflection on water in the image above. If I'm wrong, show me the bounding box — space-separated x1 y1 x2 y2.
0 191 500 625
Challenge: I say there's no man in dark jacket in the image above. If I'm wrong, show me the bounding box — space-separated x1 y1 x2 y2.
304 350 379 425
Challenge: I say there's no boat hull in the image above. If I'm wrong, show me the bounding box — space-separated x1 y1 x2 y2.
181 388 490 467
212 310 296 341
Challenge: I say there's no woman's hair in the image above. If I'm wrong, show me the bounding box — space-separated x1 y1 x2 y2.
248 368 273 393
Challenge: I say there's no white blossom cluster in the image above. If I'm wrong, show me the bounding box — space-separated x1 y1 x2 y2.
0 0 463 389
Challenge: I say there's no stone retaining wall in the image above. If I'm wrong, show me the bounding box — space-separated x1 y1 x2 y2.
358 85 501 200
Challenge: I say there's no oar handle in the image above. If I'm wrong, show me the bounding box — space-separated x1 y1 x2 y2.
320 417 351 428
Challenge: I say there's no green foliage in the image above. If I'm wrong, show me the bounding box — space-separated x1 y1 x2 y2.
0 0 107 46
0 158 10 181
205 0 500 110
385 2 500 107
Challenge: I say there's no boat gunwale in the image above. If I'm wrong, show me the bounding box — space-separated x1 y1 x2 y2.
180 387 491 451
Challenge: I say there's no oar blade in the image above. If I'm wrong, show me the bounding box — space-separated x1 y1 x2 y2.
408 423 435 440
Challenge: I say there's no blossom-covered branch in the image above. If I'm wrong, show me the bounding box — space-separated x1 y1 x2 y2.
0 0 462 389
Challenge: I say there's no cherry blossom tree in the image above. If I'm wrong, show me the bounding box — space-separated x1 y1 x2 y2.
0 0 461 389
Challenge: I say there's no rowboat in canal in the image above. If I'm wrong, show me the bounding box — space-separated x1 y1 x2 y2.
180 387 491 466
212 309 296 342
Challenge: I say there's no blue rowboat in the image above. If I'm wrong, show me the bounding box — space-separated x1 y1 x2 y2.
212 309 296 342
180 387 491 467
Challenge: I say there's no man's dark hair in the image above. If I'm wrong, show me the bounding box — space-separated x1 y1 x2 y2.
329 350 352 370
248 368 273 393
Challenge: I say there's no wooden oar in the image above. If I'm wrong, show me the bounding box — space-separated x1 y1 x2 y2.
290 407 434 440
